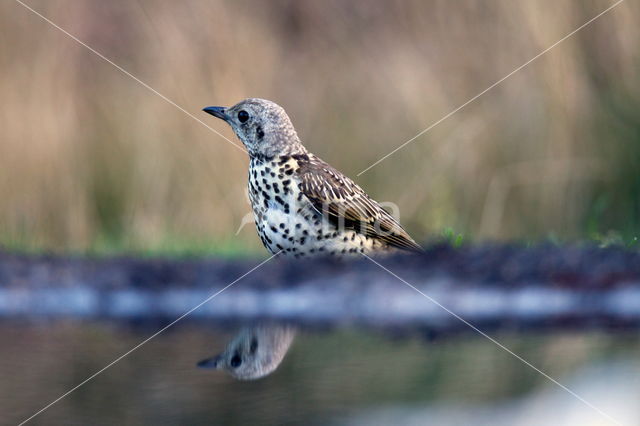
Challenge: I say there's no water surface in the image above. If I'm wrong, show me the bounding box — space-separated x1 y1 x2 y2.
4 323 638 425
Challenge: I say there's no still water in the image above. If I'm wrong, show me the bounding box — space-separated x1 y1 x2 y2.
3 323 639 425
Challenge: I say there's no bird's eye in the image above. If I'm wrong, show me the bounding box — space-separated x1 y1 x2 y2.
230 353 242 368
238 110 249 123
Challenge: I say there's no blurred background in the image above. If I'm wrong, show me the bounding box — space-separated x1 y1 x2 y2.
2 0 639 256
2 1 640 425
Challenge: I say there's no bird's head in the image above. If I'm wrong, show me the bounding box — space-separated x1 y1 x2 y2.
203 98 305 159
197 325 296 380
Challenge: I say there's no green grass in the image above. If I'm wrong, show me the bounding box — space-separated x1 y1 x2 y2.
0 233 265 259
2 218 638 259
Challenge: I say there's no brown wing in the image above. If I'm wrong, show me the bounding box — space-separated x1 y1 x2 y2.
294 154 423 253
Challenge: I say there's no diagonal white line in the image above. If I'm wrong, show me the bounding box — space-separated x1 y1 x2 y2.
13 0 625 423
357 0 625 176
361 253 622 426
14 0 246 153
17 251 281 426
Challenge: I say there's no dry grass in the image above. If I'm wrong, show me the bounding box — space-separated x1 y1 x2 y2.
1 0 639 254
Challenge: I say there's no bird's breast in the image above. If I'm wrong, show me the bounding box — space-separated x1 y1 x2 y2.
247 157 386 257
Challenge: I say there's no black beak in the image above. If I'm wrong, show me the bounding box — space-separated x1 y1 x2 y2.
203 106 229 121
197 354 222 369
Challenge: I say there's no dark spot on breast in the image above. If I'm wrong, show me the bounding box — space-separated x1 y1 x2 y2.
250 337 258 354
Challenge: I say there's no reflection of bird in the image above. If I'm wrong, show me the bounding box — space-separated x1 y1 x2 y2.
197 325 296 380
204 99 422 257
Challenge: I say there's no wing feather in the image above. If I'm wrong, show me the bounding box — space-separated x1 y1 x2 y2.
295 154 423 253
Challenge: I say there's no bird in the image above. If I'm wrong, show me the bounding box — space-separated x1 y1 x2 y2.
197 325 296 380
203 98 422 258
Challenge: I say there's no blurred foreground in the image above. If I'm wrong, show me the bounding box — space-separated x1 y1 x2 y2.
2 244 639 424
4 324 638 425
2 244 638 332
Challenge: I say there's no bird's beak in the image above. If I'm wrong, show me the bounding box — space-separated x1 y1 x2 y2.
202 106 229 121
197 354 223 369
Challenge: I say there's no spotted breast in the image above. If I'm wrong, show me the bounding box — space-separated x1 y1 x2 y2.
247 153 421 258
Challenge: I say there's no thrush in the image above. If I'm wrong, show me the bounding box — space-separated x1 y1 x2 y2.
203 98 422 258
197 325 296 380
